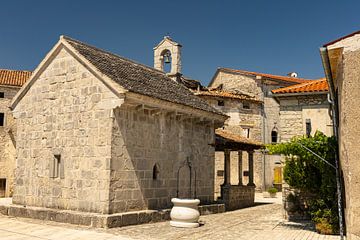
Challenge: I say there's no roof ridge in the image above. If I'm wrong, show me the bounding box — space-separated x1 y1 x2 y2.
62 35 166 76
272 78 328 94
219 67 314 82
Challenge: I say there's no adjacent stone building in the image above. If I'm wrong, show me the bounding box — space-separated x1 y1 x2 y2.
208 68 316 190
10 36 226 214
0 69 31 197
192 88 263 198
272 78 332 141
321 30 360 240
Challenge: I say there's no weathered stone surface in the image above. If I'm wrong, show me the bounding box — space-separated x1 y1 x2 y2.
0 86 20 197
220 185 255 211
12 44 218 220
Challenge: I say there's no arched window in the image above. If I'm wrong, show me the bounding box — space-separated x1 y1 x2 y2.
271 130 278 143
153 164 160 180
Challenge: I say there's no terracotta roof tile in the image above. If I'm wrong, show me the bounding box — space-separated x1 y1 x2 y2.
0 69 31 87
215 129 263 147
194 89 262 103
272 78 328 94
219 68 313 84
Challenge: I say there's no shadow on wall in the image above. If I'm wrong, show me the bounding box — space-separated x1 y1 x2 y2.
109 106 215 214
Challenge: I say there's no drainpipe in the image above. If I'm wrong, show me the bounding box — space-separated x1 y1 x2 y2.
260 78 266 191
319 47 345 239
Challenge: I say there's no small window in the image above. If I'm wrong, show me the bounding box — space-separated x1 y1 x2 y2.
271 130 278 143
243 128 250 138
153 164 160 180
218 100 225 106
217 170 224 177
306 119 312 137
243 102 250 109
0 113 4 126
0 179 6 197
0 92 4 98
50 154 63 178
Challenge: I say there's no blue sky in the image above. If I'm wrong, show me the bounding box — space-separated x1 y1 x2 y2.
0 1 358 85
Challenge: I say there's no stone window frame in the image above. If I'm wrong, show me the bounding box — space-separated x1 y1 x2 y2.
50 154 64 179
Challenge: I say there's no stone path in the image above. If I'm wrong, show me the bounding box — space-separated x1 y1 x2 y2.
0 197 341 240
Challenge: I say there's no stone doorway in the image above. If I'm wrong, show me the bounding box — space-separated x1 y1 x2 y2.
0 179 6 197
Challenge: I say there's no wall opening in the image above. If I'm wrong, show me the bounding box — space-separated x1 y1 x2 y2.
271 130 278 143
0 92 4 98
218 100 225 106
0 113 4 126
51 154 62 178
153 164 160 180
0 179 6 197
243 102 250 109
161 49 172 73
306 119 312 137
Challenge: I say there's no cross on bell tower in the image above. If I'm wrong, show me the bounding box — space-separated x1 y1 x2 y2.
154 36 182 76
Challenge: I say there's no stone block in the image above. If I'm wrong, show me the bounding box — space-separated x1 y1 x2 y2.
0 206 9 215
106 215 123 228
138 211 152 224
121 212 138 226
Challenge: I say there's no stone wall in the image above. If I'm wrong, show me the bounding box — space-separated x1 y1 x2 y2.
110 106 215 213
277 94 331 142
0 86 19 197
220 185 255 211
209 71 287 190
200 96 264 194
12 47 116 214
336 48 360 239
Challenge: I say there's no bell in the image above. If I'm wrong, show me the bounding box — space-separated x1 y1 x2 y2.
164 52 171 64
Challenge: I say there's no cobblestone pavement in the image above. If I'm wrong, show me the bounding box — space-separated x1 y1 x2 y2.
107 203 341 240
0 196 341 240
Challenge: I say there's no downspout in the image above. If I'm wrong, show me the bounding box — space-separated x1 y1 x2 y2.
261 78 266 191
319 47 345 239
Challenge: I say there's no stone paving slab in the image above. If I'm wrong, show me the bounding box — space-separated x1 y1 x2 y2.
0 201 342 240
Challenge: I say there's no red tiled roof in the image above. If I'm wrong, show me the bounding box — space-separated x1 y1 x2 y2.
194 89 262 103
323 30 360 47
219 68 312 84
0 69 31 87
272 78 328 94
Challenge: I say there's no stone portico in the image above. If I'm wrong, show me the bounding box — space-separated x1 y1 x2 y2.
215 129 263 210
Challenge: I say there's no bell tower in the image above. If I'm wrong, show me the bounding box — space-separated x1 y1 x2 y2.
154 36 182 76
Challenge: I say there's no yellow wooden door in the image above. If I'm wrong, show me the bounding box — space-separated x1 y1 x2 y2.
273 167 282 185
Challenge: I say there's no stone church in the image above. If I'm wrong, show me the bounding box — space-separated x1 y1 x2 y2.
10 35 227 214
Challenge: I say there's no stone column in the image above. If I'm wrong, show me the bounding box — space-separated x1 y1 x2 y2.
222 149 231 186
247 151 255 186
238 151 243 186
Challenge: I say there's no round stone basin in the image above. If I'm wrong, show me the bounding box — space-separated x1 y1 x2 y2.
170 198 200 228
